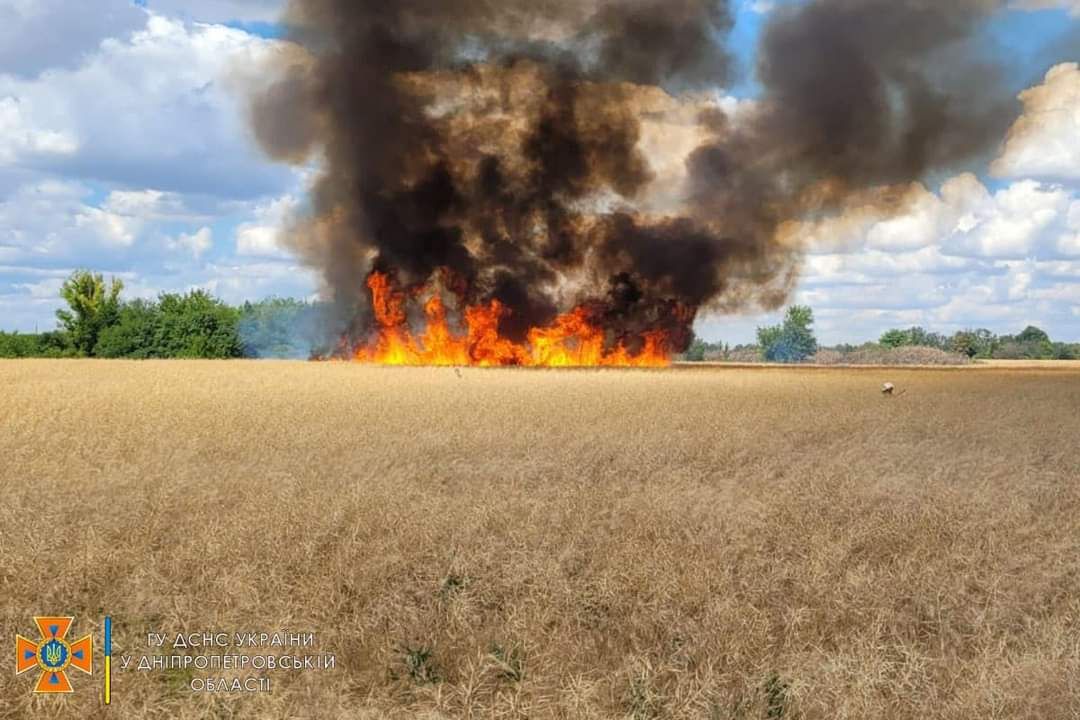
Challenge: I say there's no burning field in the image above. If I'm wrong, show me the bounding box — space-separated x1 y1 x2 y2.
245 0 1028 368
2 360 1079 719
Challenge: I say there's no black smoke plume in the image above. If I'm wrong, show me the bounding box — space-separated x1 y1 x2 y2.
249 0 1018 355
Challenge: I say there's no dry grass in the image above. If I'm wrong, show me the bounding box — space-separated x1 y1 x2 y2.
1 360 1079 720
977 359 1080 369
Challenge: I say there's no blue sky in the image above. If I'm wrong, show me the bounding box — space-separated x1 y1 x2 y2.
1 0 1078 343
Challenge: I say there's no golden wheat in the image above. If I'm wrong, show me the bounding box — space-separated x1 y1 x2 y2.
1 360 1078 719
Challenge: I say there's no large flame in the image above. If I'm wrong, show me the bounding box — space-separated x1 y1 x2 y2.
351 272 671 367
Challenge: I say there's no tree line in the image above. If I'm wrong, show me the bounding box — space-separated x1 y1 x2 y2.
0 271 323 359
683 306 1080 363
3 272 1078 361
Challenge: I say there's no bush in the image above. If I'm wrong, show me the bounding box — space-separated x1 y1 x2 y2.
949 329 998 358
991 326 1054 359
95 300 166 358
1051 343 1079 360
680 337 728 362
0 332 41 358
95 292 243 359
758 306 817 363
879 326 949 350
0 331 75 358
157 291 242 358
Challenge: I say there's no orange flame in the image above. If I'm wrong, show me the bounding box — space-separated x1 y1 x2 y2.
352 272 671 367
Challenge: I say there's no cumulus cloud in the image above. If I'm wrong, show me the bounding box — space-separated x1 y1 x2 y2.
0 0 146 78
764 171 1080 342
0 97 79 163
947 180 1073 258
169 227 213 259
0 13 294 199
0 4 319 332
993 63 1080 182
789 172 1077 261
236 193 298 257
0 180 135 259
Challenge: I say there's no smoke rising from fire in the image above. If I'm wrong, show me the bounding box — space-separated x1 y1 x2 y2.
248 0 1020 361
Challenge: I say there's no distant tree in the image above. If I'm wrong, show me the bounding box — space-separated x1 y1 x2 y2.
0 331 75 358
0 332 35 358
683 337 707 362
238 298 321 359
758 305 817 363
880 326 949 351
879 329 908 349
972 329 999 358
157 290 242 358
950 329 998 359
993 325 1054 359
1050 342 1077 360
1017 326 1050 344
55 270 124 356
35 331 76 358
950 331 977 358
95 300 165 358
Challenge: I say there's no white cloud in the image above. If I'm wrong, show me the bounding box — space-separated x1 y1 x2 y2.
1010 0 1080 16
169 227 213 258
1059 201 1080 255
0 97 79 162
14 276 66 300
0 0 146 78
198 259 317 305
946 180 1073 258
789 173 1077 262
0 6 319 332
74 206 141 248
141 0 285 24
0 12 294 199
756 167 1080 344
993 63 1080 183
0 180 135 257
0 179 217 260
103 189 190 219
235 193 297 257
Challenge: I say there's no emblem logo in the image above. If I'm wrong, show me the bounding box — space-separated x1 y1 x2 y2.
15 616 93 693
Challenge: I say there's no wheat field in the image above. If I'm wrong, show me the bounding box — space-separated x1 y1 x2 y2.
1 360 1078 719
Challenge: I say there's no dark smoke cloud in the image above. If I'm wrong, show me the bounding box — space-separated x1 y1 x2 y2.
248 0 1022 353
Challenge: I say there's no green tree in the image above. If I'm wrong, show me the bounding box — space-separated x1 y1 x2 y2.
1017 326 1050 344
0 331 76 358
1050 342 1078 360
950 329 999 359
157 290 242 358
683 336 707 362
55 270 124 356
880 329 908 349
95 300 165 358
994 326 1054 359
758 305 817 363
880 326 948 350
